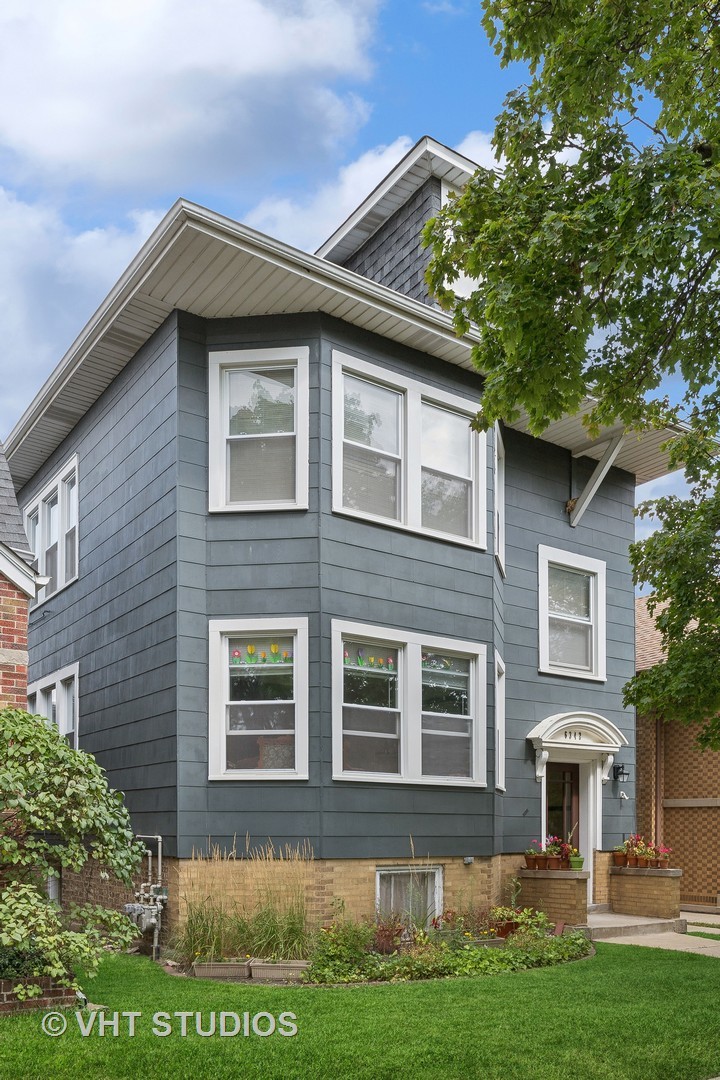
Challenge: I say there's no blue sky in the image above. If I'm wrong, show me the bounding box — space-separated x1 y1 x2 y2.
0 0 686 518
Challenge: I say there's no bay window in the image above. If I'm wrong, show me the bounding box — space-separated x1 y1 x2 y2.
332 352 486 546
333 620 486 786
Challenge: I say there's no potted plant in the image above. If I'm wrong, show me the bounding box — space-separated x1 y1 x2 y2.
658 844 672 868
612 844 628 867
624 833 644 867
544 836 562 869
524 840 543 869
568 848 584 870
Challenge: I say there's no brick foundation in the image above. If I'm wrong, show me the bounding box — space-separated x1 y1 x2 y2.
0 575 29 709
517 871 589 925
0 977 76 1014
61 856 182 936
176 852 524 929
609 868 682 918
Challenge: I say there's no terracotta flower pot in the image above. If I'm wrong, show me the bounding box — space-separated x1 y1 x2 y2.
612 851 627 866
637 856 649 867
535 854 548 870
627 855 638 867
524 854 537 870
546 855 561 870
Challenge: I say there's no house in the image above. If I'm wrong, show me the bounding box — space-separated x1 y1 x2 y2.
635 596 719 911
4 136 679 925
0 442 41 707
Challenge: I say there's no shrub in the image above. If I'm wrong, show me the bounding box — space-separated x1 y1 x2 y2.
0 708 144 997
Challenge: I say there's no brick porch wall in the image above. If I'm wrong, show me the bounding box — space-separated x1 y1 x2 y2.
609 868 681 918
0 575 29 708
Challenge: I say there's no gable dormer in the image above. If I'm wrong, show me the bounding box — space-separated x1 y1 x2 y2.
316 136 477 306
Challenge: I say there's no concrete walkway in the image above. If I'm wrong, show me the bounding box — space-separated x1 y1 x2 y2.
586 909 720 956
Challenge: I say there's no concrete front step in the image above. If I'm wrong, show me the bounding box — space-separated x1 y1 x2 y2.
579 915 687 940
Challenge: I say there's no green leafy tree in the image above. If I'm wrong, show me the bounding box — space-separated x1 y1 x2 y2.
0 708 145 995
424 0 720 746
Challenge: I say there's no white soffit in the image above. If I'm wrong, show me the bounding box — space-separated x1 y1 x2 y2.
5 201 479 489
5 198 678 491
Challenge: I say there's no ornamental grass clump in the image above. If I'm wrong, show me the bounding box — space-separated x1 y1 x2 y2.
174 838 316 966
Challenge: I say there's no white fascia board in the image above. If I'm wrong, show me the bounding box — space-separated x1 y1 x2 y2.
0 542 38 597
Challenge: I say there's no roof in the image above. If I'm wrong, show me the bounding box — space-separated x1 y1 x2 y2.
636 596 666 670
5 157 682 492
0 442 32 561
316 135 477 265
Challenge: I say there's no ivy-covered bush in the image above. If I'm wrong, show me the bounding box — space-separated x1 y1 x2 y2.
0 708 145 997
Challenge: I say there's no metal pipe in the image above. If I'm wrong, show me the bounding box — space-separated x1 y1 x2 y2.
135 835 163 884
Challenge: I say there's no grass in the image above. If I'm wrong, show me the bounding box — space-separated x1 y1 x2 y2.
3 946 720 1080
687 930 720 941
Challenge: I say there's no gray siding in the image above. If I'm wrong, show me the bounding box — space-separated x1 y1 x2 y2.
501 428 636 852
339 178 441 305
21 316 180 846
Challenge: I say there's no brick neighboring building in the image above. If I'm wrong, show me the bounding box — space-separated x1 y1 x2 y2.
0 442 39 706
635 596 720 911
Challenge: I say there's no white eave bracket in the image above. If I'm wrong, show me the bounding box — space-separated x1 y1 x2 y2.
569 434 625 527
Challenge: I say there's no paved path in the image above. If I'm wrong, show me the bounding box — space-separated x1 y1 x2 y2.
600 910 720 955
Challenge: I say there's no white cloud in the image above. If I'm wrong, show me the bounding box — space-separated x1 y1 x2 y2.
455 130 503 171
0 190 161 440
0 1 379 191
245 135 414 250
634 468 690 542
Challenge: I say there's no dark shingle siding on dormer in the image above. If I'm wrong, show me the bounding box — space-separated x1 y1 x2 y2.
340 177 442 305
0 443 32 561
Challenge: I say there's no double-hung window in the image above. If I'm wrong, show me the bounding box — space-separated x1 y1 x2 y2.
208 617 309 780
24 456 78 603
28 664 79 748
538 546 606 681
208 347 309 512
332 621 486 786
332 352 486 546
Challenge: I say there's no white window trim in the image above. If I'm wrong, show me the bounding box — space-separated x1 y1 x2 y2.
28 662 79 749
375 865 443 923
208 616 309 780
538 545 607 682
23 454 78 606
494 650 506 792
208 347 309 513
332 619 487 787
494 423 505 575
332 351 486 548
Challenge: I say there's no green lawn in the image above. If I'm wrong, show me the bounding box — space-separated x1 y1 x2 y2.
2 946 720 1080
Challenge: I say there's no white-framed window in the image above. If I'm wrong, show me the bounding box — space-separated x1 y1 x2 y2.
494 423 505 574
332 352 486 547
376 866 443 926
208 347 309 513
494 651 506 792
208 617 309 780
24 456 78 604
28 663 79 749
538 546 607 681
332 620 486 786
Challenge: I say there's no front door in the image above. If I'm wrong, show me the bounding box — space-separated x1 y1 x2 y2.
546 763 580 846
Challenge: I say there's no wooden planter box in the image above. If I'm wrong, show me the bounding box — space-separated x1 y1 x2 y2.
249 958 309 983
192 960 251 981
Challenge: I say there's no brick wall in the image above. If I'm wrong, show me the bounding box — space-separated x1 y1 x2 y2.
593 850 613 906
516 871 589 925
664 806 720 905
176 852 524 929
61 856 181 932
610 868 681 918
0 977 76 1014
0 575 29 708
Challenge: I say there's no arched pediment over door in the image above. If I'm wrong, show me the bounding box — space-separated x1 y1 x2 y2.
527 711 629 783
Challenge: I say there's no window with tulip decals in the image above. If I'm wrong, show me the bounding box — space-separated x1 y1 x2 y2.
208 618 309 779
333 621 486 786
